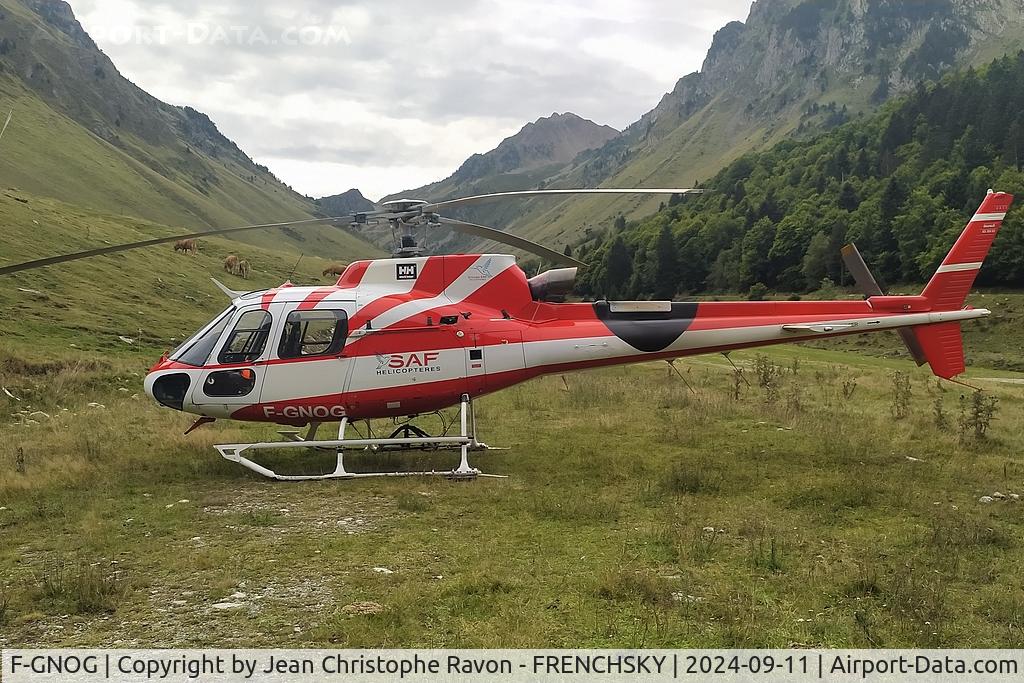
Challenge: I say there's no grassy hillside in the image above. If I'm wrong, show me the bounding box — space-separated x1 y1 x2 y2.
0 190 381 358
0 0 381 260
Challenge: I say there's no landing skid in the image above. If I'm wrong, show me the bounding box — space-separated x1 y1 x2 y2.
215 395 506 482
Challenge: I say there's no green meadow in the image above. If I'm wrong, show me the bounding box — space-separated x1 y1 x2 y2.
1 195 1023 647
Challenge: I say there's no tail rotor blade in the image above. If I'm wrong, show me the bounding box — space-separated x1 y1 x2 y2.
840 243 884 297
896 328 928 367
840 243 926 366
436 217 585 268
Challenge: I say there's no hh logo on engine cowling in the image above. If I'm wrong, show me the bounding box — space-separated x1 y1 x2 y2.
396 263 418 281
375 352 441 375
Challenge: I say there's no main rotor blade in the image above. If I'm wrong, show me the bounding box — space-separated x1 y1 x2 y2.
421 188 702 213
840 243 926 366
0 216 347 277
436 217 585 268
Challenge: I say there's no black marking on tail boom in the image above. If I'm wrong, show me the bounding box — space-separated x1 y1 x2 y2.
594 301 699 352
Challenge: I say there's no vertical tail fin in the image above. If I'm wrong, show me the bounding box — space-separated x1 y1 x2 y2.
910 190 1013 379
911 322 965 379
921 190 1013 310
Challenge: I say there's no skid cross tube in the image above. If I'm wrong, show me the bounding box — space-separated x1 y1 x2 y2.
214 395 503 481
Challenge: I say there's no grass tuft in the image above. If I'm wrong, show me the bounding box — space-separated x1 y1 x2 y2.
34 559 131 615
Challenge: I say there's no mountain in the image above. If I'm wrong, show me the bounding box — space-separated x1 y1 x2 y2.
575 51 1024 301
315 188 376 216
0 0 380 260
366 112 617 253
383 0 1024 254
387 112 617 202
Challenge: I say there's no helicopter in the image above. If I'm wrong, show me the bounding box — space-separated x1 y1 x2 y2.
0 188 1012 480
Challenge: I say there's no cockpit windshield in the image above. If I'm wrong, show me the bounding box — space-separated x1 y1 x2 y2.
170 307 234 367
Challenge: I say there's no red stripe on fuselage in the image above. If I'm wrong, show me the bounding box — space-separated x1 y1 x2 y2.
335 261 369 288
346 257 453 331
297 287 338 311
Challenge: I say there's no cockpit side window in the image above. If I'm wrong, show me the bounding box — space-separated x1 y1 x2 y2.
278 309 348 359
173 308 233 367
218 310 273 365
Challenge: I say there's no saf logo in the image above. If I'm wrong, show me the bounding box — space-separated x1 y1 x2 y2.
376 352 442 374
396 263 418 280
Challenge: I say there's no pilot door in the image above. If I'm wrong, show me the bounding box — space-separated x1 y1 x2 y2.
191 307 273 410
258 305 353 416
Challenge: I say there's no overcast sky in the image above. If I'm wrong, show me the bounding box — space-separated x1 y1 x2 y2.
67 0 752 201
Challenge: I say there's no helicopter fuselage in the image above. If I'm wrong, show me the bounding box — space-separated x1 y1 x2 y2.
143 251 989 426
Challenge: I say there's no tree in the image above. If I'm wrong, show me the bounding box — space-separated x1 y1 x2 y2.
880 177 904 221
605 236 632 297
838 181 860 211
613 214 627 231
706 244 742 292
1004 117 1023 170
853 148 870 177
740 218 776 289
653 224 679 299
563 244 573 258
801 231 831 289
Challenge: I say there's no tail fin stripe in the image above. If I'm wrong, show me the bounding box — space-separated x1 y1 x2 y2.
973 212 1006 221
935 261 983 274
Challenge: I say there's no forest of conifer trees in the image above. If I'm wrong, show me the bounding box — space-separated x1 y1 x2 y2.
576 52 1024 299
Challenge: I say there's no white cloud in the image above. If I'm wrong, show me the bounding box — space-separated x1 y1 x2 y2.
67 0 752 200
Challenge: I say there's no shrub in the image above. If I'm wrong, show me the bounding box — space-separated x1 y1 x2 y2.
747 283 769 301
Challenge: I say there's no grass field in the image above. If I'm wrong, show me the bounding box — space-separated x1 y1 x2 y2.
1 194 1023 647
1 335 1023 648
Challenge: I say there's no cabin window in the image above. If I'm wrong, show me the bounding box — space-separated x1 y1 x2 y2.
203 369 257 397
218 310 272 364
278 309 348 359
173 308 233 367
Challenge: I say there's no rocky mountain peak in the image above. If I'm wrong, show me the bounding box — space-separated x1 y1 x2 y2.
638 0 1018 142
316 189 377 215
449 112 618 183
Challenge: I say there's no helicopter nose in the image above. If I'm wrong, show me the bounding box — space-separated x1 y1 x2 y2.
145 371 191 411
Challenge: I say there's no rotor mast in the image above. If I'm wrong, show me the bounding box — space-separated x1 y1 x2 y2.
380 199 429 259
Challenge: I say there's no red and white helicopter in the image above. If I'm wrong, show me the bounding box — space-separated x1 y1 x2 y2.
1 188 1012 480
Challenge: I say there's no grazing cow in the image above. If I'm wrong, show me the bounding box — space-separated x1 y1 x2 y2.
174 239 198 255
224 255 239 274
237 260 251 279
322 263 347 278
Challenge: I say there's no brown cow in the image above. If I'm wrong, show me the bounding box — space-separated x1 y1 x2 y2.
224 255 239 274
322 263 347 278
174 239 198 255
237 259 251 279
